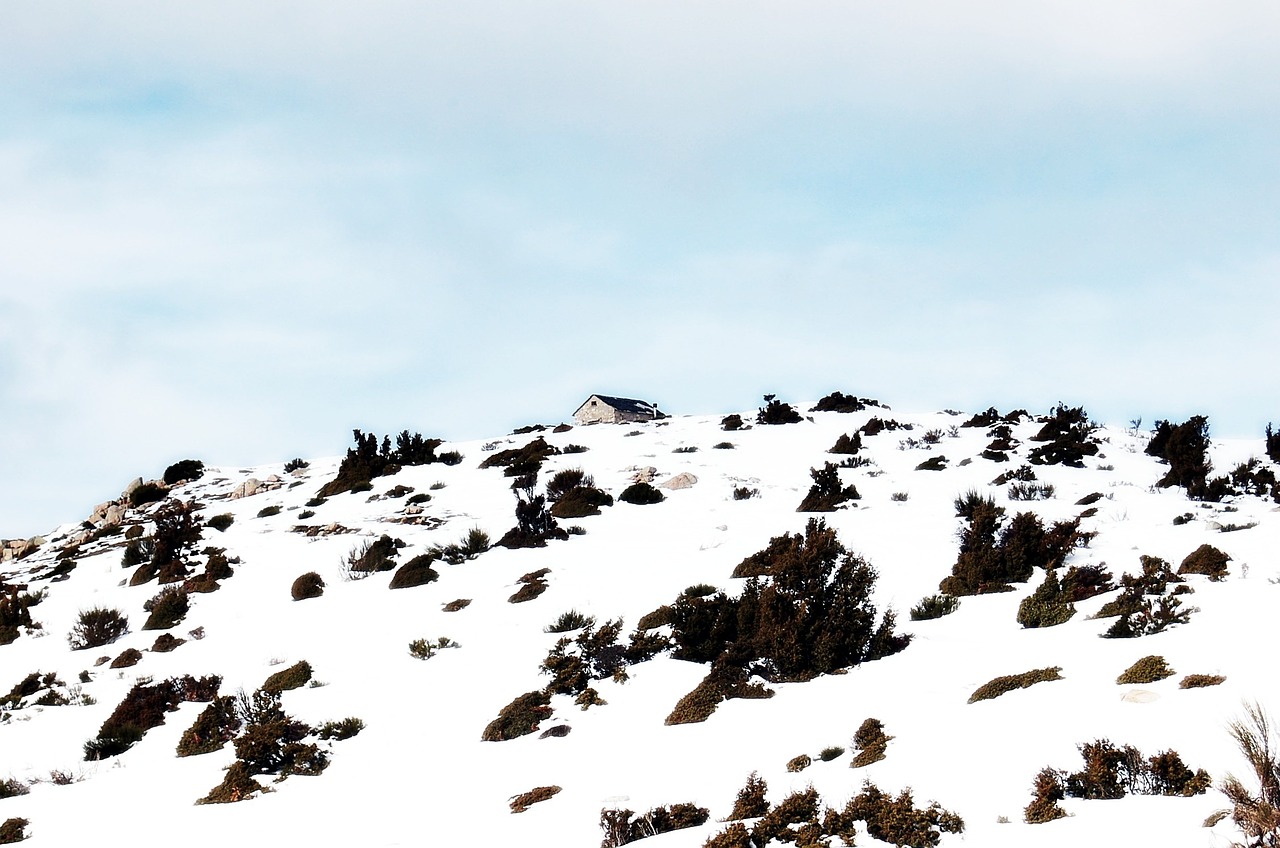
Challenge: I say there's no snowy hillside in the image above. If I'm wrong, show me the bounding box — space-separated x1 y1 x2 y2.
2 395 1279 847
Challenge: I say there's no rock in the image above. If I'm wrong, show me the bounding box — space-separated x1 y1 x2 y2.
629 466 657 483
660 472 698 490
1120 689 1160 703
103 504 125 526
230 478 262 500
122 477 144 498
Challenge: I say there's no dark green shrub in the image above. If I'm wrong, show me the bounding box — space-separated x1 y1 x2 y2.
0 818 29 844
497 487 567 549
545 610 595 633
550 486 613 518
389 554 440 590
910 593 958 621
479 437 559 477
284 458 309 472
1059 563 1114 601
177 695 242 756
85 676 218 760
751 788 821 845
345 535 401 576
256 505 281 518
206 513 234 532
1117 655 1174 684
110 648 142 669
562 443 589 454
68 607 129 650
756 394 802 425
1054 739 1210 801
619 482 664 505
481 690 553 741
915 456 948 471
812 392 881 413
291 572 325 600
860 416 911 436
408 636 459 660
262 661 312 694
1178 543 1230 580
713 441 735 449
1027 403 1100 467
819 746 845 762
546 468 590 502
305 497 327 508
142 586 189 630
1180 673 1226 688
721 414 744 431
969 667 1064 703
509 569 550 603
1147 416 1219 498
1024 768 1067 823
732 486 758 500
231 689 326 776
796 462 859 511
442 598 471 612
163 459 205 485
317 429 446 497
674 518 908 681
636 605 673 630
829 432 863 454
509 785 561 813
128 482 166 508
0 586 42 646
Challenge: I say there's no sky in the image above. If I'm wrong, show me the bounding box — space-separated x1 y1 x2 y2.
2 1 1279 539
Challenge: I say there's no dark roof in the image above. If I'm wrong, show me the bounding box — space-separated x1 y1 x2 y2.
584 395 656 415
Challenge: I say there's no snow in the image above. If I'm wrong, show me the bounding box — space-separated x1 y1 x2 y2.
2 403 1277 847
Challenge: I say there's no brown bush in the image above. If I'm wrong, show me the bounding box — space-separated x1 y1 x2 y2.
509 785 561 813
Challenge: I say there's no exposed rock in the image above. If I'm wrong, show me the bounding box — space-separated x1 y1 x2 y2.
230 479 262 500
629 466 657 483
122 477 144 498
660 472 698 490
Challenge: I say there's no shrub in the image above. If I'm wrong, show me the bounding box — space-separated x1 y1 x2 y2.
784 754 812 773
497 486 567 549
1215 702 1280 843
345 535 402 577
142 586 189 631
128 482 166 508
1117 655 1174 685
509 569 550 603
545 610 595 633
317 429 447 497
389 554 440 590
1180 673 1226 689
151 633 184 652
207 513 234 532
1009 481 1055 500
291 572 325 601
550 486 613 518
85 676 218 760
721 414 744 431
262 661 312 694
479 437 560 477
177 695 242 757
231 689 327 778
482 690 553 741
910 593 958 621
636 605 673 630
844 783 965 847
819 746 845 762
732 486 759 500
914 456 948 471
851 717 890 767
1016 571 1076 629
110 648 143 669
0 586 42 646
969 667 1064 703
756 394 802 425
890 491 909 502
0 818 29 844
408 636 458 660
509 785 561 814
727 772 769 820
1024 767 1067 823
197 761 263 805
860 416 911 436
443 598 471 612
163 459 205 485
0 779 29 800
256 505 281 518
1027 403 1100 467
829 432 863 455
316 717 364 741
619 482 664 505
68 607 129 650
305 497 327 508
1178 543 1230 580
713 441 735 449
283 458 309 472
796 462 859 511
600 803 710 847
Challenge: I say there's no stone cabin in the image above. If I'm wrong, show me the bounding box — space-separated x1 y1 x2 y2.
573 394 663 425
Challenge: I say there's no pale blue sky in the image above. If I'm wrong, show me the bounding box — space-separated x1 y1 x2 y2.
3 1 1279 538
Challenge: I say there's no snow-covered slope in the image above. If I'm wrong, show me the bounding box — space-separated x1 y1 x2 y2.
2 400 1278 847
